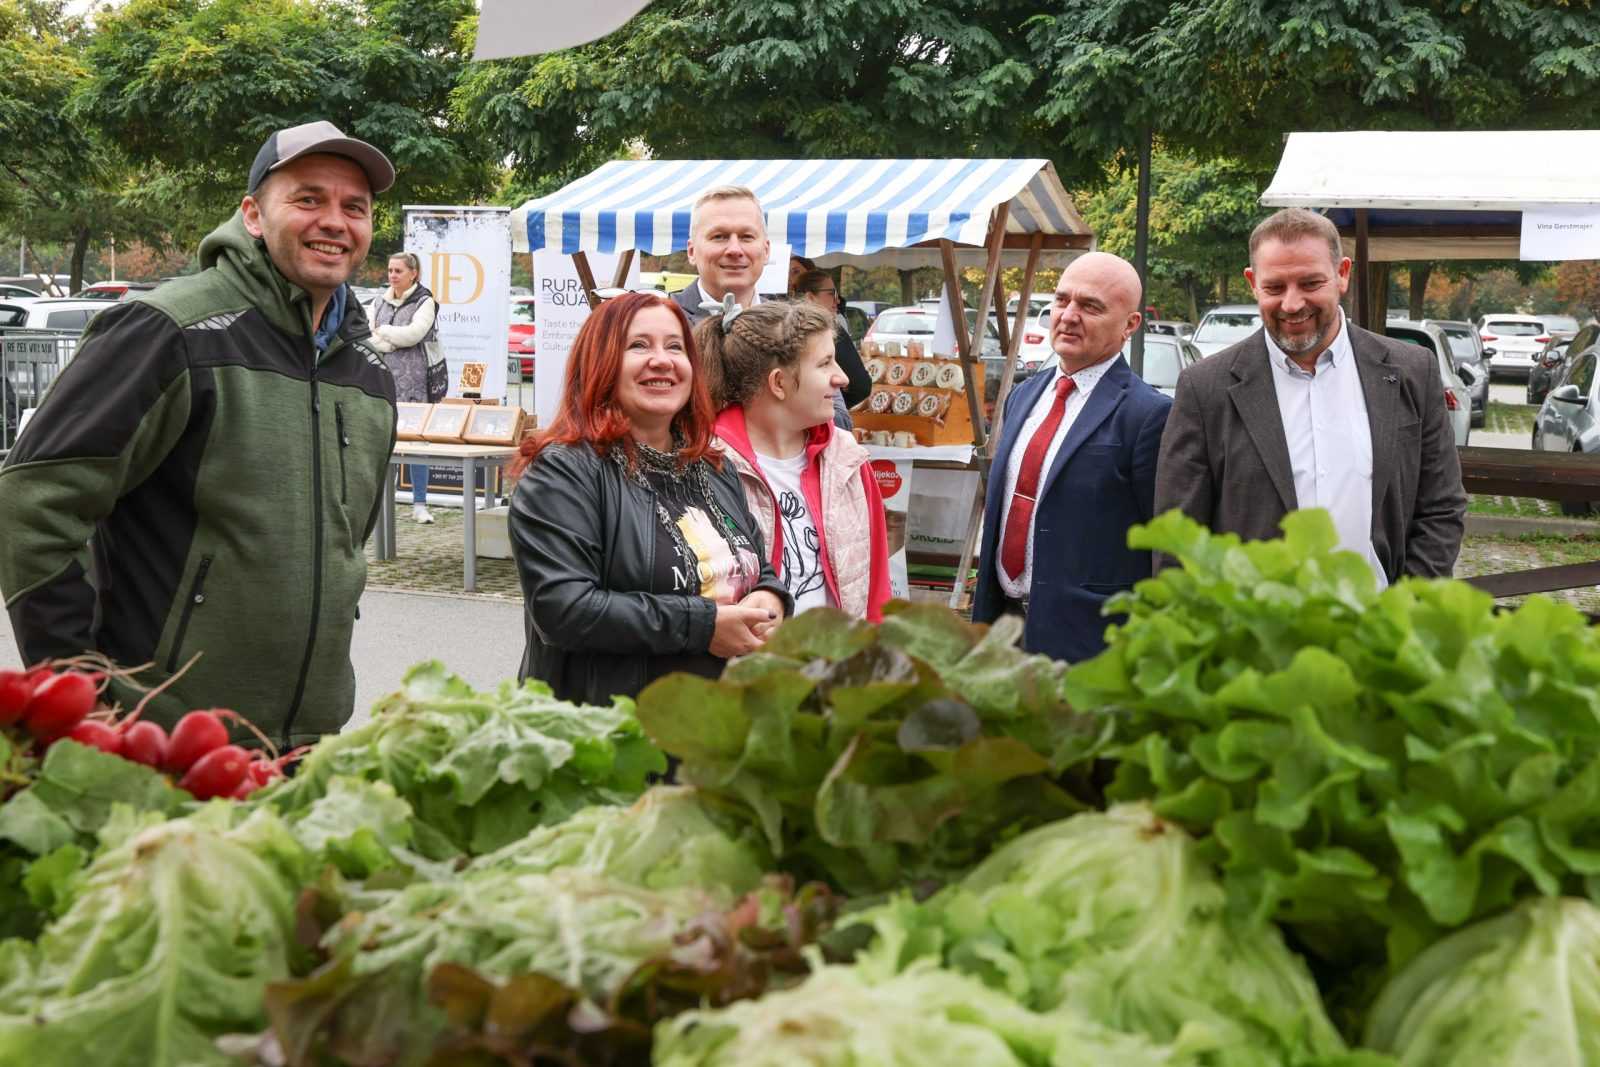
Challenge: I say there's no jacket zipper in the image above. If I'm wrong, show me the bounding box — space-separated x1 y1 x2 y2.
282 366 326 747
166 555 213 673
334 401 349 504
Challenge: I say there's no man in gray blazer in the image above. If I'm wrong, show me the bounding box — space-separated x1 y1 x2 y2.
1154 208 1465 584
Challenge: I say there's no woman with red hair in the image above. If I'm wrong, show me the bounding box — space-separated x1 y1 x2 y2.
508 292 791 705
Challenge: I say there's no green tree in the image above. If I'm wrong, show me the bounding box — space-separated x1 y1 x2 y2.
1033 0 1600 179
74 0 498 250
453 0 1051 193
1077 149 1265 319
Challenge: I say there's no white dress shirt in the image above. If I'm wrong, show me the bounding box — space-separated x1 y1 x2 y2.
1264 312 1386 588
996 356 1119 597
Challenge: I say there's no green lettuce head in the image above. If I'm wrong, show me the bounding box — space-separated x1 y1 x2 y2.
1365 897 1600 1066
854 804 1347 1064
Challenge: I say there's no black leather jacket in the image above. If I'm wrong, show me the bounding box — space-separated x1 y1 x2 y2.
509 441 791 704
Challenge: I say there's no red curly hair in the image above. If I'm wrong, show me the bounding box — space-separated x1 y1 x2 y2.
511 291 721 477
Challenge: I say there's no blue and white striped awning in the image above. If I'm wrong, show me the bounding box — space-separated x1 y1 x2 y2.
510 158 1090 258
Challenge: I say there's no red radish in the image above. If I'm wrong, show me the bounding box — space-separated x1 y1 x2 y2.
165 710 230 773
65 720 122 755
229 777 260 800
246 756 278 787
119 721 169 768
179 744 251 800
24 672 98 741
0 670 33 726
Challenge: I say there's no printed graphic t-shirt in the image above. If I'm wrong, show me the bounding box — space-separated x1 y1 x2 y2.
754 448 831 615
642 465 762 683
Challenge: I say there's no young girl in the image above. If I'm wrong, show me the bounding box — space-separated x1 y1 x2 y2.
696 301 892 621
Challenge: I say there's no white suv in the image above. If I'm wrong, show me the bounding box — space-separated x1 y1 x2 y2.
1192 304 1262 357
1478 313 1556 380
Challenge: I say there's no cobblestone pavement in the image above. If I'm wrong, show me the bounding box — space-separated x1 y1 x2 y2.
365 505 523 600
364 503 1600 614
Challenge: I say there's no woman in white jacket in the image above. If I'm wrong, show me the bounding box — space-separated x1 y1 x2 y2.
368 252 441 523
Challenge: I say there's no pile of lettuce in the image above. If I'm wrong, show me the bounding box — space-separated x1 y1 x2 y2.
0 805 310 1067
635 605 1102 892
848 804 1349 1066
265 787 836 1066
1066 509 1600 980
253 661 665 859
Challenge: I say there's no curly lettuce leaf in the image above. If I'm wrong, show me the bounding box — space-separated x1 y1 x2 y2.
251 662 665 858
1067 509 1600 984
0 806 308 1067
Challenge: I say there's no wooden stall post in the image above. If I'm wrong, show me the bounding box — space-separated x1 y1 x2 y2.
611 249 636 288
571 251 602 310
1354 209 1370 331
940 209 1010 611
990 233 1043 439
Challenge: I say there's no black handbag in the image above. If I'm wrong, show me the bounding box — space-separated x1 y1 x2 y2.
425 357 449 403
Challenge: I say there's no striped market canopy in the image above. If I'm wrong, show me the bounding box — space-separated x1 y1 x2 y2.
510 158 1091 259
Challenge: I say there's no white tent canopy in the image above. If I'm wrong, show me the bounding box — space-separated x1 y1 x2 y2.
1261 130 1600 262
510 158 1094 268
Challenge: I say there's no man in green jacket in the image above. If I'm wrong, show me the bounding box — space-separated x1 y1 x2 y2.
0 121 399 747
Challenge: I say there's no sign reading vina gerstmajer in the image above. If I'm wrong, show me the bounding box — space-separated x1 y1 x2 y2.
404 207 513 401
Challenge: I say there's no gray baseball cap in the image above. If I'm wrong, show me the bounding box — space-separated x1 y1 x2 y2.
246 120 395 195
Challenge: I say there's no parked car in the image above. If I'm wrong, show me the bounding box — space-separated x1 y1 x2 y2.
1478 313 1557 380
508 296 536 378
1545 314 1583 335
1121 333 1201 398
845 300 892 322
1145 319 1194 339
863 305 1002 358
1533 341 1600 514
73 281 158 301
1527 326 1592 406
1385 320 1472 447
1192 304 1262 357
0 298 107 334
0 284 40 301
1422 319 1489 427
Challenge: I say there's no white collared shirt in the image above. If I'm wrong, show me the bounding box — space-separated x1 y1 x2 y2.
1264 311 1386 588
996 355 1119 596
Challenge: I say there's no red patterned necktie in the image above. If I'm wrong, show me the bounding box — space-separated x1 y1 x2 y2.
1000 374 1075 580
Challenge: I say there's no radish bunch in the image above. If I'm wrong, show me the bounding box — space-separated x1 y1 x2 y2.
0 662 293 800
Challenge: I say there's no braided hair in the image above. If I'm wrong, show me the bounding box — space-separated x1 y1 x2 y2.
694 301 835 409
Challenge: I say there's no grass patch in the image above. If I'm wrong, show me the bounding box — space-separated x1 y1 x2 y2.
1484 402 1538 436
1468 495 1563 517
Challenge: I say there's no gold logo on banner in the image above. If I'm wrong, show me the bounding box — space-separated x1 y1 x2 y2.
430 252 485 304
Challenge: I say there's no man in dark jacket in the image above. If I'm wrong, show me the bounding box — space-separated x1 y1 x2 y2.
672 185 771 325
0 120 399 747
970 252 1172 663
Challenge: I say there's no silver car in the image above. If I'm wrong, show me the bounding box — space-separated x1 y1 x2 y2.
1385 320 1472 448
1422 319 1489 427
1192 304 1262 357
1121 333 1201 398
1533 344 1600 514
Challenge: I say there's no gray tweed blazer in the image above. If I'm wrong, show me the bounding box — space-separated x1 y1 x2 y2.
1153 324 1466 581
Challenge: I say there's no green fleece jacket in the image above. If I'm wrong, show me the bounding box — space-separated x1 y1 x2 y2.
0 213 397 746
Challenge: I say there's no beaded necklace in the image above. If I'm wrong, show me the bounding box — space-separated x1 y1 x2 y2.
610 438 749 576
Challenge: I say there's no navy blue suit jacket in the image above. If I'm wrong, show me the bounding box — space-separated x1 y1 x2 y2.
971 356 1172 663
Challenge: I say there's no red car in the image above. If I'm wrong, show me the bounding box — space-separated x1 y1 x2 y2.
509 296 536 377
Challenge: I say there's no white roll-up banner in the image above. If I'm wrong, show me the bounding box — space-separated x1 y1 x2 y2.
403 207 512 402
